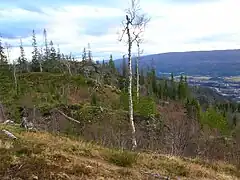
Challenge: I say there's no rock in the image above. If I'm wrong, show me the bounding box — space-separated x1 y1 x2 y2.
31 175 38 180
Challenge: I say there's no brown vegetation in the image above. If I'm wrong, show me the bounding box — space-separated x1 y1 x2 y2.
0 124 239 180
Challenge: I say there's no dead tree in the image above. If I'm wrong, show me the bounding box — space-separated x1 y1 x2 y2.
12 60 18 92
119 0 149 150
61 54 72 76
39 47 43 72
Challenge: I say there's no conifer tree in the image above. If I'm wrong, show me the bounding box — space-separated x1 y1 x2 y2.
109 54 115 72
178 74 186 100
170 73 176 100
57 45 61 60
43 29 49 60
82 47 87 61
18 39 29 72
49 40 56 61
4 42 11 65
87 43 92 62
0 36 7 65
151 68 157 95
31 30 40 72
163 79 168 99
158 83 163 99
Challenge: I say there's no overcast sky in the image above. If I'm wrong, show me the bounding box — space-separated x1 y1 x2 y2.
0 0 240 61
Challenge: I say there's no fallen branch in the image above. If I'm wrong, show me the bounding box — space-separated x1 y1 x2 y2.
2 129 17 139
54 109 81 124
3 120 15 125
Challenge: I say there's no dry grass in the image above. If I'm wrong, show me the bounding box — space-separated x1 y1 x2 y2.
0 124 239 180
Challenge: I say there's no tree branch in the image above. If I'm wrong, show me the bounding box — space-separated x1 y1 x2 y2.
54 109 81 124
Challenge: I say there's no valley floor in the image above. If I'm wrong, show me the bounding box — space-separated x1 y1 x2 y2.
0 124 239 180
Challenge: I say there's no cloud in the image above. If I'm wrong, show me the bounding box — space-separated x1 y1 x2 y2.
1 0 240 62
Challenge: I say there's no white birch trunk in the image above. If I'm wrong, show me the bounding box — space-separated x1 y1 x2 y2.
127 23 137 150
39 61 43 72
136 42 140 101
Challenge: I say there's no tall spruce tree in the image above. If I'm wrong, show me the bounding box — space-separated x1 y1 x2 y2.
18 39 28 72
0 36 7 65
178 74 187 100
151 68 157 95
49 40 56 61
170 73 176 100
163 79 168 99
57 45 61 60
87 43 92 62
109 54 115 72
43 29 49 60
31 29 40 71
158 83 163 99
82 47 87 61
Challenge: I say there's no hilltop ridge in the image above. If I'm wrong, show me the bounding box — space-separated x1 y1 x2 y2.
114 49 240 77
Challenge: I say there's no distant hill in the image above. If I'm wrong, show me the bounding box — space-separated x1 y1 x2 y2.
114 49 240 77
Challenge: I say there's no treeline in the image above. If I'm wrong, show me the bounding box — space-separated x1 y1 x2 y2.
0 29 95 74
0 28 239 135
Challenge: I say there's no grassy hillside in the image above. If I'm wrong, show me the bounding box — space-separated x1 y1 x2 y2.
0 70 239 180
0 72 125 122
0 124 239 180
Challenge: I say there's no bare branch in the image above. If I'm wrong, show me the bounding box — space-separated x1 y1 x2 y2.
119 27 127 42
54 109 81 124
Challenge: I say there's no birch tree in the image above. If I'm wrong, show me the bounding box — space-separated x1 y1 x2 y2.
136 40 143 100
134 10 149 101
119 0 149 150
